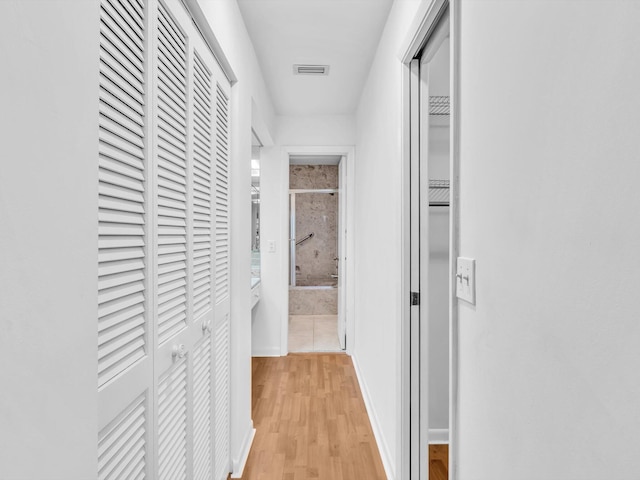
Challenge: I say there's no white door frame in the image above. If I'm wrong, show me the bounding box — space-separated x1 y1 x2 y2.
338 156 348 351
399 0 460 478
280 146 356 355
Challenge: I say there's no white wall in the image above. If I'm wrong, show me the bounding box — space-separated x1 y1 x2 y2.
197 0 277 473
251 115 355 356
428 206 449 432
0 1 98 478
353 1 422 477
250 143 283 356
428 124 450 433
456 2 640 479
278 115 356 146
428 122 450 434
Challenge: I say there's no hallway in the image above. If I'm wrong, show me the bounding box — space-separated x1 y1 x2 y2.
2 0 640 479
240 354 450 480
240 354 386 479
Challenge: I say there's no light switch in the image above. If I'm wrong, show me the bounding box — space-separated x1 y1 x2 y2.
268 240 276 253
456 257 476 304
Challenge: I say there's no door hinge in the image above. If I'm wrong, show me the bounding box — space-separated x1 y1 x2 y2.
410 291 420 306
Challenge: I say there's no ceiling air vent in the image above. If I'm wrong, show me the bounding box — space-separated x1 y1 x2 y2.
293 64 330 76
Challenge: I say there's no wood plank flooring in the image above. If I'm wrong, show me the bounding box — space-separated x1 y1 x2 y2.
429 444 449 480
238 353 449 480
238 354 386 480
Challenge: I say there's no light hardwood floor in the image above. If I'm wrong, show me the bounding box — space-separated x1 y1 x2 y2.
429 444 449 480
237 353 449 480
238 354 386 480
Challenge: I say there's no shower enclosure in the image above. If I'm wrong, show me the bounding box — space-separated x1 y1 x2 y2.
288 164 339 317
289 190 338 315
290 191 338 287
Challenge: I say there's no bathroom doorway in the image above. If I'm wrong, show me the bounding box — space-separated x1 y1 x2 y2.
288 155 344 352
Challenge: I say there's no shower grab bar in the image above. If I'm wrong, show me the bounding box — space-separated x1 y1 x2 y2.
296 232 314 246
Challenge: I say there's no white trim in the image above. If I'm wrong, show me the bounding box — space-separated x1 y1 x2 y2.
230 426 256 478
419 50 432 478
408 58 423 478
399 56 412 480
419 7 450 66
280 161 291 354
351 355 395 480
251 346 281 357
398 0 448 63
251 98 274 147
428 429 450 444
289 189 339 194
182 0 237 84
338 155 347 350
448 2 461 478
280 146 356 356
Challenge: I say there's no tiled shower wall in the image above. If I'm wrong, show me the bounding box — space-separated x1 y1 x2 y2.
290 165 339 315
290 164 338 189
289 288 337 315
290 165 339 287
294 192 338 286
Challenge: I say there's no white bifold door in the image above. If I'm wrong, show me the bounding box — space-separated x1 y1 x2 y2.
97 0 231 478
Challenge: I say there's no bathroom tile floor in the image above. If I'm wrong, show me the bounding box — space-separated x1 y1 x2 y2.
288 315 342 352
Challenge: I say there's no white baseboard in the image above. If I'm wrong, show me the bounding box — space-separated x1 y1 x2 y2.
351 355 395 480
251 346 281 357
231 426 256 478
429 428 449 444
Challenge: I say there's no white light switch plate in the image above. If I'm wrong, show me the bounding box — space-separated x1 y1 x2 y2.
268 240 276 253
456 257 476 304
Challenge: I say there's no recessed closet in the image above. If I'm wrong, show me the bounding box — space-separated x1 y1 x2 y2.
97 0 232 477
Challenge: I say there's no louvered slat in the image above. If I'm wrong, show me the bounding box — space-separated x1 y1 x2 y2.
213 317 230 479
193 337 212 480
215 84 230 304
98 0 146 388
158 359 188 480
192 51 213 319
98 394 147 480
156 1 188 345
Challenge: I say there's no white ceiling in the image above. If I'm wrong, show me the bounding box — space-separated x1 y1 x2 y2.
237 0 394 116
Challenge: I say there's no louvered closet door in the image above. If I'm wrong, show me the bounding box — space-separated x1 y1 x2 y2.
97 0 153 479
188 28 231 480
153 1 192 479
98 0 231 478
152 1 223 479
213 69 232 480
190 31 218 480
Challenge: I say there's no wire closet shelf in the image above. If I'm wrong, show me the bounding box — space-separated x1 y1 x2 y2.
429 96 450 116
429 179 449 207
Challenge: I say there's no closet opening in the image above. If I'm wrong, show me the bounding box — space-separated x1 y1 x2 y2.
423 27 451 480
402 0 457 478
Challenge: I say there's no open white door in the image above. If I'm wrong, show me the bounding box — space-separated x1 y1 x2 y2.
409 57 424 480
409 4 450 479
337 156 347 350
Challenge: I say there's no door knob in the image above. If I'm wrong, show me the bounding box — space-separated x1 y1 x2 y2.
202 320 212 334
172 344 186 359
